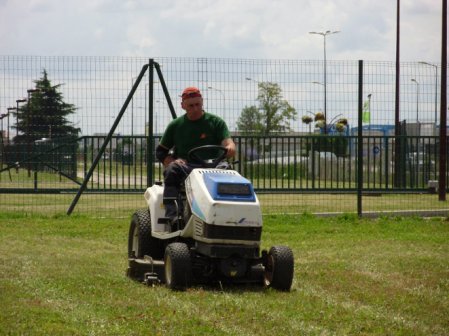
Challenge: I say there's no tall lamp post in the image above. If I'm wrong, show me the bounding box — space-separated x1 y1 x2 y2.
207 86 225 113
144 81 159 136
245 77 263 87
309 30 340 133
419 61 439 127
312 81 325 126
245 77 260 87
0 113 6 138
1 112 13 181
26 89 39 177
7 107 16 144
306 110 315 134
16 98 27 138
0 113 6 176
411 79 420 125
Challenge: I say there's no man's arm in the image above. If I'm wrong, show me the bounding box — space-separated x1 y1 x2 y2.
156 144 174 167
156 144 187 168
221 138 236 158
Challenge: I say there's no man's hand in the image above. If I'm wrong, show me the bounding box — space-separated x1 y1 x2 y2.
163 156 187 168
222 138 236 158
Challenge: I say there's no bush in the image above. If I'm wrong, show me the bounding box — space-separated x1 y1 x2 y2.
306 135 349 157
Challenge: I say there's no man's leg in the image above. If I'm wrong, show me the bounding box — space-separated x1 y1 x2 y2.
162 162 192 221
163 186 178 219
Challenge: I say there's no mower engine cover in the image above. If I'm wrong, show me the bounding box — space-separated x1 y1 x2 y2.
185 169 262 227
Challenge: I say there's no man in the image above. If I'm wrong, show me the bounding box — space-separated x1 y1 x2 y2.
156 86 236 222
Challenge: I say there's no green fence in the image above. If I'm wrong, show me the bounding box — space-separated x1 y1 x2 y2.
2 134 442 192
1 134 447 217
0 56 446 217
235 135 440 192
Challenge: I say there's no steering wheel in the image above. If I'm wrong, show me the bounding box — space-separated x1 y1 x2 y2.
187 145 228 168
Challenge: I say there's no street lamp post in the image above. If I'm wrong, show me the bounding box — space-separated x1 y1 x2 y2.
411 79 421 184
419 61 439 127
245 77 261 92
7 107 16 144
311 81 324 125
26 89 39 177
16 98 27 138
144 81 159 137
411 79 420 125
0 113 5 177
309 30 340 134
0 113 6 138
245 77 262 86
306 110 315 134
0 112 14 181
207 86 225 113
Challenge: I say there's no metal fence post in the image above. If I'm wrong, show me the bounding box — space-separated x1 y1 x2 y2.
147 59 154 188
439 0 447 201
357 60 364 216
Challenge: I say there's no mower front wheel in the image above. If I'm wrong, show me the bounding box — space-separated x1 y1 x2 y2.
164 242 192 290
263 245 294 291
128 209 163 259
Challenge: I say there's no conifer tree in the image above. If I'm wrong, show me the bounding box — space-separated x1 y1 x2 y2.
14 70 79 144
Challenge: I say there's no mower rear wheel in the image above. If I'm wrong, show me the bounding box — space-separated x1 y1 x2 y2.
263 246 294 291
164 242 192 290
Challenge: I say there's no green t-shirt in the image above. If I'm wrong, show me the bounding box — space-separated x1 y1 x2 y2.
159 111 231 161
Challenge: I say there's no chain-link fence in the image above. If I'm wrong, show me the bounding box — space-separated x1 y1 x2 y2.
0 56 446 217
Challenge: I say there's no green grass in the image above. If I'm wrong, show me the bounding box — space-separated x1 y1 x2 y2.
2 192 449 218
0 212 448 335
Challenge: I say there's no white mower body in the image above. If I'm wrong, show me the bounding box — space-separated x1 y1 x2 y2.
144 168 263 245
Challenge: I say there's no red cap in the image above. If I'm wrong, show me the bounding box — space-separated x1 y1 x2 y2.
181 87 202 101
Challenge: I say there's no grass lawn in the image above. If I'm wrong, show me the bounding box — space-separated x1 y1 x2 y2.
0 212 448 335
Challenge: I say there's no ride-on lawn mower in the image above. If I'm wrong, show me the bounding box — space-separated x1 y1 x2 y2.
127 145 294 291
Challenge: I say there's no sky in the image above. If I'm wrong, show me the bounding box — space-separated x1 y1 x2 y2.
0 0 443 63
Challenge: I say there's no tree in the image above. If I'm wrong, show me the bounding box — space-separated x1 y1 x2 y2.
14 70 79 144
236 106 263 135
237 82 297 135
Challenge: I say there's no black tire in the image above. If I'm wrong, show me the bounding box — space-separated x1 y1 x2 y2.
164 242 192 290
128 209 164 259
264 246 294 291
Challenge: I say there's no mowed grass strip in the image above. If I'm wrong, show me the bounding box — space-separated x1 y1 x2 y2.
0 212 448 335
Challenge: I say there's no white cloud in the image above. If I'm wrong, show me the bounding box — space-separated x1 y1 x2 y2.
94 28 104 40
0 0 442 62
